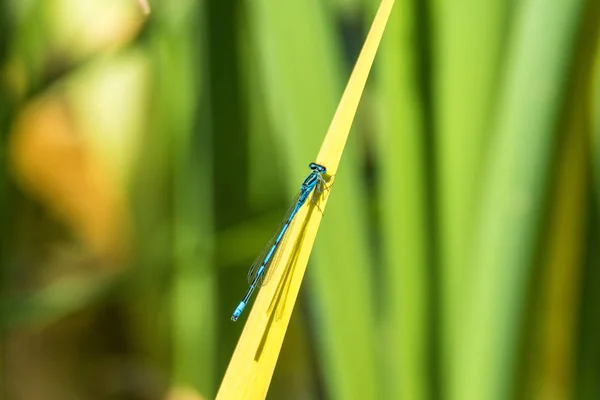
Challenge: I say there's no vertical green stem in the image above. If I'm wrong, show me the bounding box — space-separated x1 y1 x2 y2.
463 0 585 398
375 0 431 399
430 0 509 396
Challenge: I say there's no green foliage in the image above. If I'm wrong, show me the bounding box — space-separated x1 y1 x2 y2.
1 0 599 399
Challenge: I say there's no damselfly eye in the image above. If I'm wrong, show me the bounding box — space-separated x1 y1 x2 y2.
309 162 327 174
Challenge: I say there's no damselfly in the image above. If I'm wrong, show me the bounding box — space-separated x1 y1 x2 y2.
231 162 328 322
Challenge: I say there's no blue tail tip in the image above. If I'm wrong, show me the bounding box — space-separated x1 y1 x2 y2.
231 302 246 322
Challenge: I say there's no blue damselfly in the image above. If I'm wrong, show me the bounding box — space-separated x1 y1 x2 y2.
231 162 328 321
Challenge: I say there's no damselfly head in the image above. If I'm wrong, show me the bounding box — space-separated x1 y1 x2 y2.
309 162 327 174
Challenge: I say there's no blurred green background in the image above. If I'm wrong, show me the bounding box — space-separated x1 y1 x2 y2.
1 0 600 399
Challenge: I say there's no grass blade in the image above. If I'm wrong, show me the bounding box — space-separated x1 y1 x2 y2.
374 0 431 399
165 1 216 396
430 0 509 395
216 1 394 398
461 0 586 398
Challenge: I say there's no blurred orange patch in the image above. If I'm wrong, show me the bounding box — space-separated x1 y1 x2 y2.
8 94 129 265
